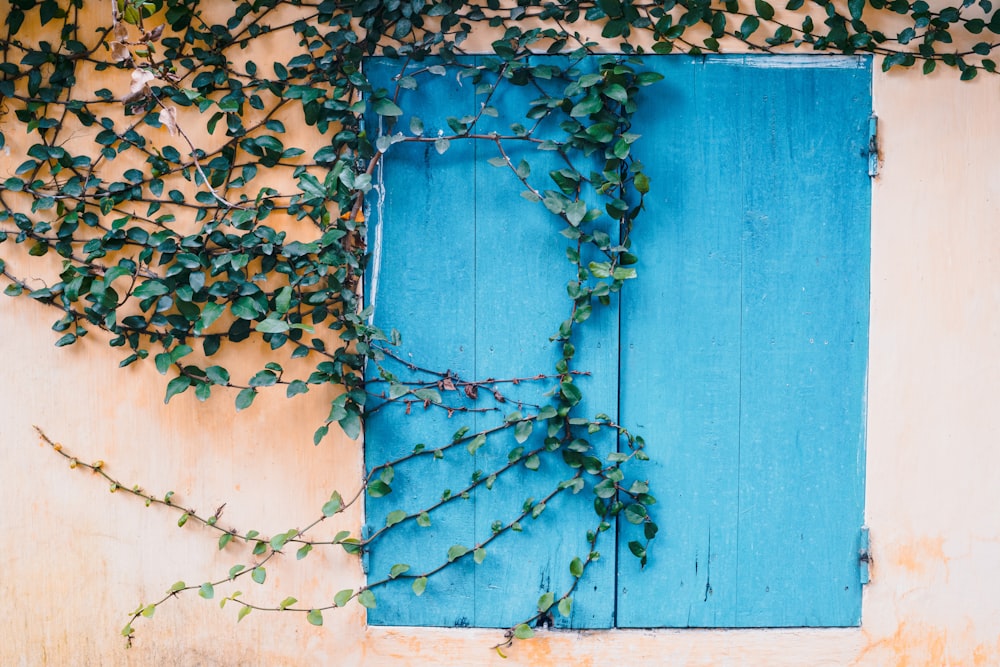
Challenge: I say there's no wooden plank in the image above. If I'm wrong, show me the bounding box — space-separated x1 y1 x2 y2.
364 57 479 626
365 56 618 628
470 56 617 628
618 56 870 628
735 58 870 627
617 57 743 628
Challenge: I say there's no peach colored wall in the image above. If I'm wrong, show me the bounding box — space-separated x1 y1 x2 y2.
3 12 1000 667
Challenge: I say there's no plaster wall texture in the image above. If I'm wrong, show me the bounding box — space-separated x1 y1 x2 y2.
1 13 999 667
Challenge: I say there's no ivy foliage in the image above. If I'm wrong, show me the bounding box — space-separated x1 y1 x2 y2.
1 0 996 651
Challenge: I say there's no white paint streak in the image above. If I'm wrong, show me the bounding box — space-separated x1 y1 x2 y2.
704 54 868 69
367 117 387 327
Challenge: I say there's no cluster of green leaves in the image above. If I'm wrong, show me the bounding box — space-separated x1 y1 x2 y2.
2 0 997 651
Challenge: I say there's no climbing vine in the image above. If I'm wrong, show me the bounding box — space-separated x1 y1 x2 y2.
1 0 996 652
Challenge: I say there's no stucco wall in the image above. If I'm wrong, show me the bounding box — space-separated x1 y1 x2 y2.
2 10 1000 667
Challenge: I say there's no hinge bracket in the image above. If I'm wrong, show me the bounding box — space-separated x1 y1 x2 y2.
868 115 879 177
858 525 872 585
360 524 371 576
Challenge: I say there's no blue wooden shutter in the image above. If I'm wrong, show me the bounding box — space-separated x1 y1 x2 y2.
364 57 617 628
616 56 871 627
365 55 870 629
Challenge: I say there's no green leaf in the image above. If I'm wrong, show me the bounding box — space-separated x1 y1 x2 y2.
133 280 169 299
740 15 760 37
322 491 343 517
270 529 295 550
287 380 309 398
206 365 230 385
560 381 582 406
628 540 647 559
467 433 487 455
416 511 431 527
55 333 76 347
237 605 252 622
514 420 534 444
594 478 617 498
199 302 224 331
412 577 427 596
538 591 555 612
251 567 266 585
625 503 648 524
385 509 407 527
413 387 442 403
637 71 665 86
602 83 628 103
634 172 650 194
566 200 586 227
340 412 361 440
358 589 376 609
558 597 573 617
279 596 297 610
235 388 257 411
474 547 487 564
570 93 602 117
513 623 534 640
306 608 323 626
168 581 186 593
228 564 245 578
570 557 584 578
249 370 277 388
199 582 215 599
524 454 540 470
334 589 353 607
447 544 469 562
255 317 289 334
373 98 403 117
754 0 775 19
154 352 172 375
141 604 156 618
164 375 192 403
389 563 410 578
218 533 233 550
296 544 313 560
367 480 391 497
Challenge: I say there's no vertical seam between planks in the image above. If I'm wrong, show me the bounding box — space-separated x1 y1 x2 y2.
471 55 480 627
734 65 747 624
613 170 623 629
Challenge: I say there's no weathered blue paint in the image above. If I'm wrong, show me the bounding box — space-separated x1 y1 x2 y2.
617 56 871 628
364 57 617 628
365 55 871 629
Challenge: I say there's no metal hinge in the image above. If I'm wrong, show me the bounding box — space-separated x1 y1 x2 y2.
868 115 879 177
360 524 372 576
858 525 872 585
